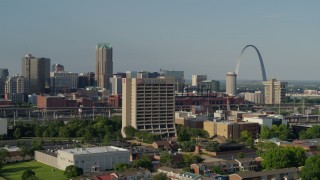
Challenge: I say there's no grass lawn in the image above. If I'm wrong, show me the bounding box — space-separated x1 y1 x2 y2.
0 161 67 180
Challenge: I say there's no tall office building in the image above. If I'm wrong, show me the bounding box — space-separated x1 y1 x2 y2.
192 75 207 86
226 72 237 95
160 70 185 92
50 71 78 93
199 80 220 93
0 69 9 79
0 68 9 95
263 78 287 104
5 75 29 103
122 78 176 138
22 54 50 94
95 43 113 90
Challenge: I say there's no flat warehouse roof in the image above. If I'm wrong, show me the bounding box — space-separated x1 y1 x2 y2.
59 146 129 155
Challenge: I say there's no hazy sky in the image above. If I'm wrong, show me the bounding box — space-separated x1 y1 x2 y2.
1 0 319 81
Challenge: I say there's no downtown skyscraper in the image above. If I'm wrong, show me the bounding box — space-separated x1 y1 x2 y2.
22 54 50 94
95 43 113 90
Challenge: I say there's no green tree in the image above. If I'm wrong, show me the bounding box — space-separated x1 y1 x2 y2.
260 126 271 139
133 154 152 170
299 130 308 140
0 149 9 169
261 146 306 170
177 128 190 142
256 141 277 156
300 155 320 180
239 131 254 148
183 154 204 166
113 163 130 172
13 127 21 139
160 151 173 167
19 145 28 160
64 165 83 178
179 140 196 152
153 173 169 180
21 169 38 180
204 141 220 152
302 125 320 139
236 152 244 159
211 166 223 174
124 126 137 139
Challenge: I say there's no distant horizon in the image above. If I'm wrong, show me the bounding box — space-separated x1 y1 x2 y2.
1 1 320 80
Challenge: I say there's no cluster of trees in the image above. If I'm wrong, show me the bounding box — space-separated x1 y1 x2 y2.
260 125 294 141
300 155 320 179
123 126 161 143
239 131 254 148
256 141 278 156
159 151 203 168
153 173 169 180
175 125 209 152
261 146 306 170
19 140 44 160
113 154 153 172
64 165 83 178
176 125 209 141
9 116 122 144
299 125 320 140
0 149 9 170
22 169 40 180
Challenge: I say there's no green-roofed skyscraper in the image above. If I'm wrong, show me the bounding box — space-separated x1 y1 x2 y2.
95 43 113 91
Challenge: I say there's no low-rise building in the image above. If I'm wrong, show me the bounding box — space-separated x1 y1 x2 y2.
203 121 259 140
243 114 287 128
158 166 202 180
35 146 130 173
175 111 209 129
229 167 299 180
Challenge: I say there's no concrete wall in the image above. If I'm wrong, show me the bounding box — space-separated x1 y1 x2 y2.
57 149 130 173
35 151 58 169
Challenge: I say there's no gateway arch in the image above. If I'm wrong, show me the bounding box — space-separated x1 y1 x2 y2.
235 45 267 81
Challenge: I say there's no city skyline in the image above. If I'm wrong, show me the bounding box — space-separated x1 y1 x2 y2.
1 1 320 80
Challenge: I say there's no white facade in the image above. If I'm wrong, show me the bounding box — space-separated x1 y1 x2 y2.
243 115 287 128
226 72 237 96
244 91 264 104
57 146 130 173
0 118 8 135
110 75 122 95
5 75 29 94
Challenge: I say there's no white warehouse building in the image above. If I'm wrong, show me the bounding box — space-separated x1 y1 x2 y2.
243 115 287 128
36 146 130 173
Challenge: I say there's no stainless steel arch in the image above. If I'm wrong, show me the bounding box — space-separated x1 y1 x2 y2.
235 45 267 81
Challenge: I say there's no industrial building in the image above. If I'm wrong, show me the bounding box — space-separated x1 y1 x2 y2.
35 146 130 173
